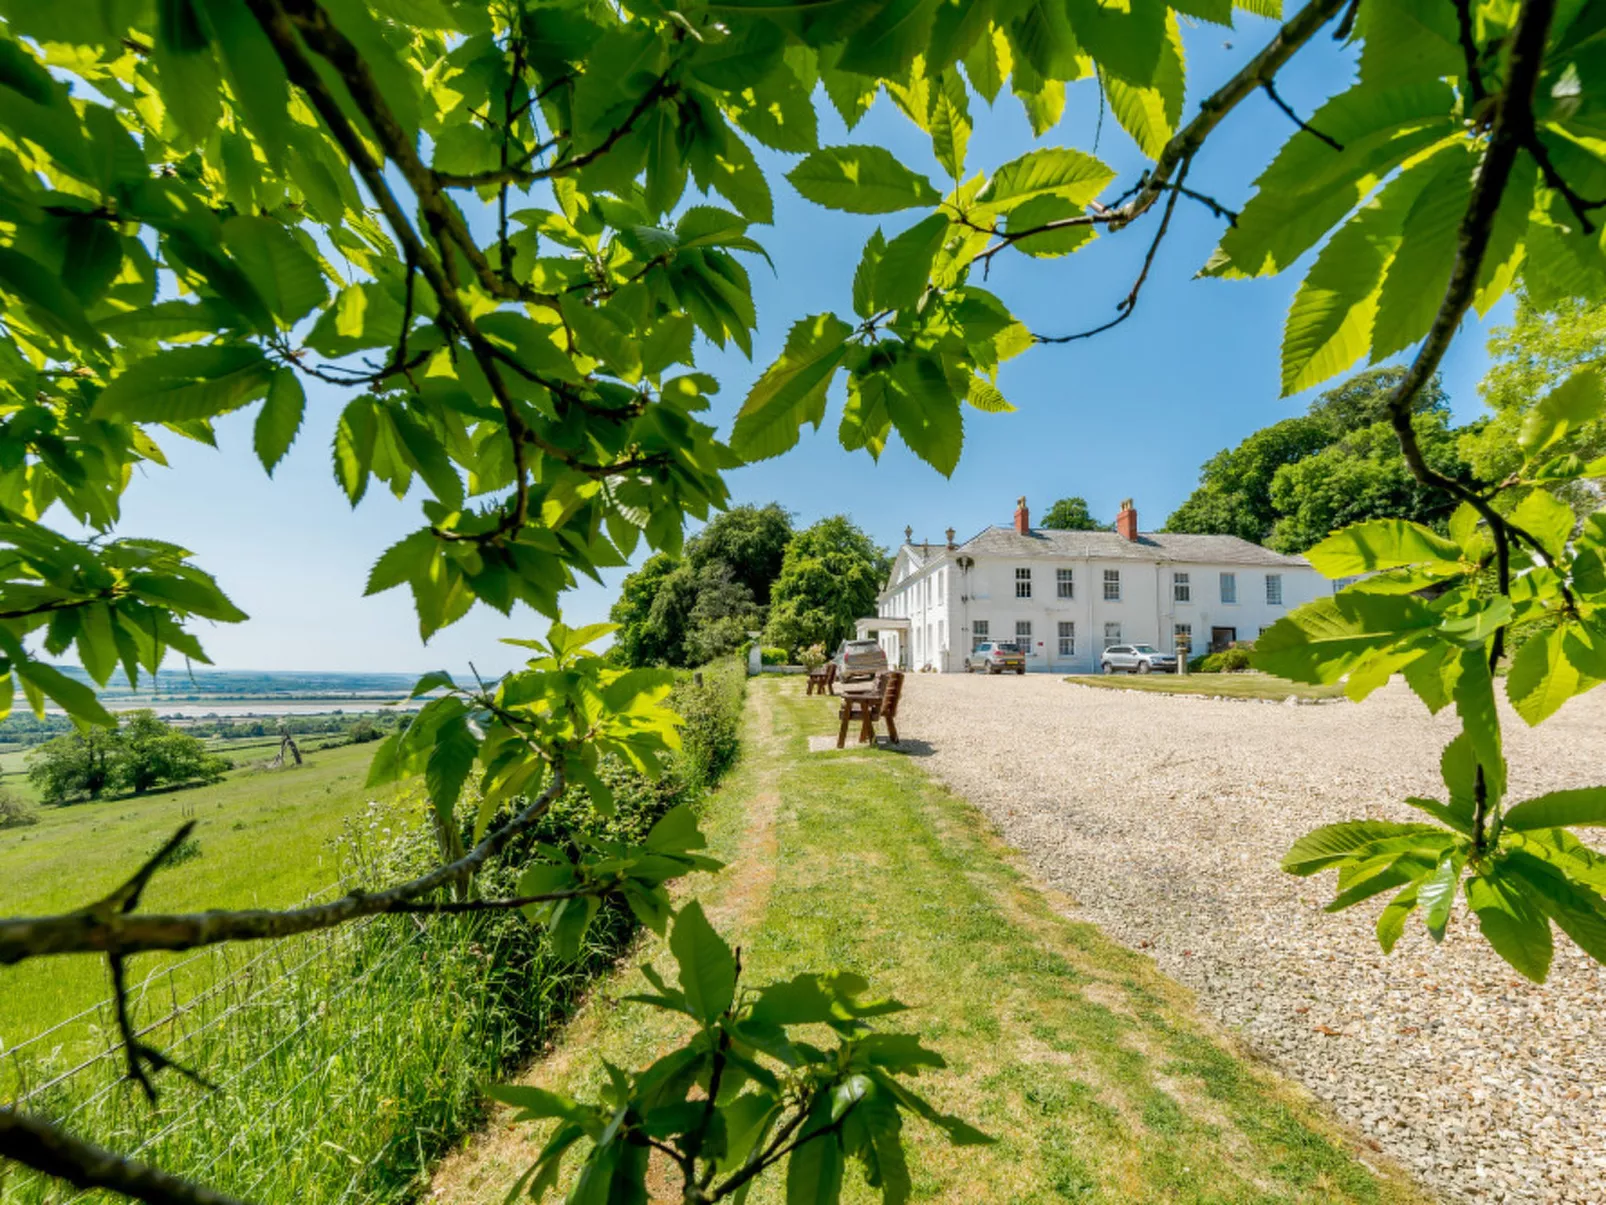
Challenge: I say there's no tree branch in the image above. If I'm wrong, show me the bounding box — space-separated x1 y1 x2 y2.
0 1110 251 1205
1032 157 1192 343
0 773 567 964
1259 79 1342 150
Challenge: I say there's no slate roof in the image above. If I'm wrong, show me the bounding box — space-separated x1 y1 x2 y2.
950 526 1313 569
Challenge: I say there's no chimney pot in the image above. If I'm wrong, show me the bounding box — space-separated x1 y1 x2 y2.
1116 498 1139 542
904 525 913 544
1013 496 1030 535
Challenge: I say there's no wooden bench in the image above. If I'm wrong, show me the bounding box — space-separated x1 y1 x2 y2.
806 661 837 696
837 671 902 748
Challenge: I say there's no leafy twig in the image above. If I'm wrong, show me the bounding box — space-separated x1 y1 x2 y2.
1260 79 1343 150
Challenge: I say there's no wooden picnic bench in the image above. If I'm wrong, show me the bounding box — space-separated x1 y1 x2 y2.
837 671 902 748
806 660 837 696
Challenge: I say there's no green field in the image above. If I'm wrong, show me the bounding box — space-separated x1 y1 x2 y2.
1066 673 1348 701
0 739 403 1056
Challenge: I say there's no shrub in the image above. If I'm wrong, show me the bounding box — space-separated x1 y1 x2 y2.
760 646 789 666
0 788 38 829
673 659 746 791
798 643 827 670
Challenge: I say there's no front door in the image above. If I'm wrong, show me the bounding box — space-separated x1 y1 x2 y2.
1210 626 1236 652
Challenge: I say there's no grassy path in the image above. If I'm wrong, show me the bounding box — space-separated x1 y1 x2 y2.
432 679 1428 1204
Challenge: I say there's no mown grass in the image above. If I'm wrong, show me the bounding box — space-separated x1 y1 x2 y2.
1066 673 1347 701
433 679 1423 1205
0 740 393 1052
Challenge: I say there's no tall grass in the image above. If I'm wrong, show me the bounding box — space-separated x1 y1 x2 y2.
1 667 747 1205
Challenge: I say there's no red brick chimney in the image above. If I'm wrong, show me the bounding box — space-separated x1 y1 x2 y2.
1013 496 1030 534
1116 498 1138 542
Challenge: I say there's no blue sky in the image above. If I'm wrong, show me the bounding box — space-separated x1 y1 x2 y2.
106 13 1510 674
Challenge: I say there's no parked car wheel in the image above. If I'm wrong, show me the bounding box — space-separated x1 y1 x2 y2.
1016 666 1025 675
1101 661 1113 674
987 664 1000 675
1138 660 1152 674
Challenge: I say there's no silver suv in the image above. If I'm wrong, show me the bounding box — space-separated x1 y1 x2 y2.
1100 644 1177 674
834 638 888 681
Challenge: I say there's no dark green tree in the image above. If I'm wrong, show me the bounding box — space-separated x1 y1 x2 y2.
685 503 793 606
25 726 117 805
607 553 682 667
764 516 888 654
1266 411 1476 553
113 711 231 795
1040 496 1106 530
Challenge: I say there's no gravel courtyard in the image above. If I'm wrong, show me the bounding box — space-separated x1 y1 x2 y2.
894 674 1606 1205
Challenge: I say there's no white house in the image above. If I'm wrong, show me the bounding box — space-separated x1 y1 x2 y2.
865 498 1332 674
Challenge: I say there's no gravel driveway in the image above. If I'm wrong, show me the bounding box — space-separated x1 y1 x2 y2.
896 675 1606 1205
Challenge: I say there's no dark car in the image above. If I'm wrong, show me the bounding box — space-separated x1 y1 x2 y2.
964 641 1026 674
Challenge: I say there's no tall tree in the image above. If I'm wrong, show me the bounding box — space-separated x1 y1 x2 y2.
764 516 888 654
1165 369 1459 549
1040 497 1106 531
112 711 231 795
685 504 794 606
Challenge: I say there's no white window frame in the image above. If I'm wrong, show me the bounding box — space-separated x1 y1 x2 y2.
1173 571 1190 603
1056 568 1074 599
1103 569 1121 601
1015 620 1033 653
1220 571 1237 605
971 619 989 652
1015 567 1032 599
1103 622 1122 649
1266 573 1283 605
1058 621 1075 657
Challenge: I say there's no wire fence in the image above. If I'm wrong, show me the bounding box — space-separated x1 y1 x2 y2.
0 871 494 1205
0 856 636 1205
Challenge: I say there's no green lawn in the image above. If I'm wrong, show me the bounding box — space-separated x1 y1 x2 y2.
1066 673 1348 701
0 740 403 1059
433 678 1421 1205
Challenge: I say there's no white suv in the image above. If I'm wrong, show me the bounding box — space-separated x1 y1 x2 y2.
1100 644 1177 674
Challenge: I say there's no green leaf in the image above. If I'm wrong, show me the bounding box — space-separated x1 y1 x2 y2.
1283 820 1449 876
1253 593 1436 684
425 712 477 830
127 572 248 622
1370 144 1473 361
0 248 106 349
788 146 941 214
1376 882 1419 954
14 658 113 726
886 351 963 477
928 68 970 179
1305 519 1463 577
1503 787 1606 832
669 901 737 1021
204 0 293 165
93 346 274 422
874 213 949 312
1454 649 1505 805
785 1109 844 1205
487 1084 587 1122
153 0 221 146
1100 12 1184 159
977 146 1113 211
223 216 329 326
731 313 852 461
961 25 1008 104
1507 626 1598 726
1418 851 1464 940
852 229 887 320
1207 83 1456 279
333 398 377 505
1465 871 1553 983
1278 151 1445 395
1503 851 1606 963
254 367 305 475
1509 489 1575 561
